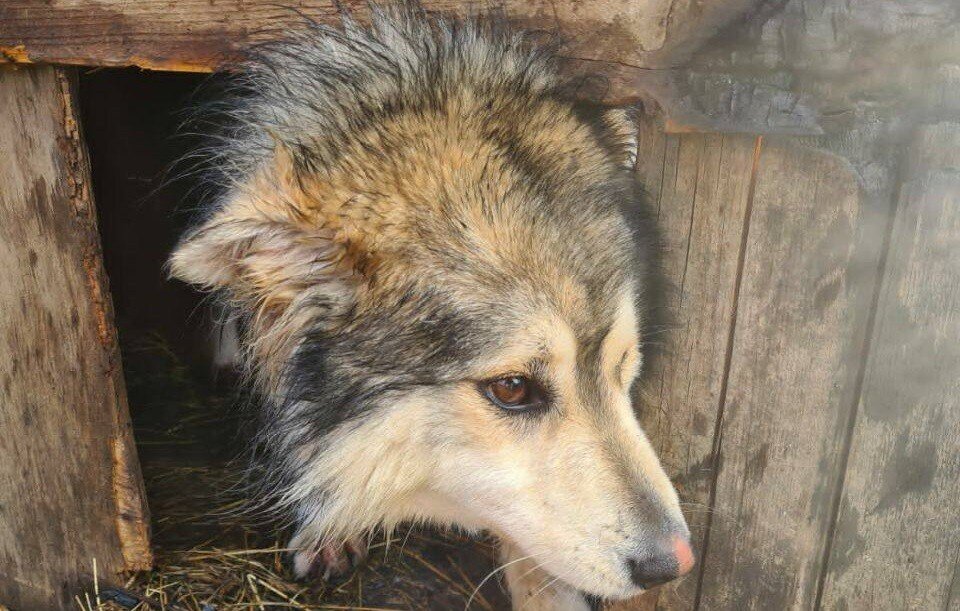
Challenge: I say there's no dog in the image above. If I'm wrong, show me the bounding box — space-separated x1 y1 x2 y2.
169 3 692 608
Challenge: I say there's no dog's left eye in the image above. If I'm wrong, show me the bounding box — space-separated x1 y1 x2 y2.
482 376 546 411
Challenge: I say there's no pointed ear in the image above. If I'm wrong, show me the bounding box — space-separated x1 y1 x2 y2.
605 107 639 169
168 151 353 318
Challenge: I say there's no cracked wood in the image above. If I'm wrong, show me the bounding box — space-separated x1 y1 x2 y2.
0 65 150 611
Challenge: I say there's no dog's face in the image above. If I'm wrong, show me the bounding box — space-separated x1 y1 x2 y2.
396 287 690 599
170 10 690 599
172 125 689 597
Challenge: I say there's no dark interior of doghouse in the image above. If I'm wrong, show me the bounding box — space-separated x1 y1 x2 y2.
78 68 509 610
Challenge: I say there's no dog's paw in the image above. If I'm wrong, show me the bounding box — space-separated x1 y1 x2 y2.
292 538 368 581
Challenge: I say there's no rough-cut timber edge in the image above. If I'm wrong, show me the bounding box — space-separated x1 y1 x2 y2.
0 0 812 133
0 64 150 610
55 67 152 571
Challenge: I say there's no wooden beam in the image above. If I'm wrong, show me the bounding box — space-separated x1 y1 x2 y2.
0 1 829 135
0 0 791 122
0 0 761 71
0 65 150 610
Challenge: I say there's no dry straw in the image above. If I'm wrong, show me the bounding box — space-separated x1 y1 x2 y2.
75 333 504 611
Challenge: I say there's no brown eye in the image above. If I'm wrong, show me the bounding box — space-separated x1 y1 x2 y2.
481 376 546 411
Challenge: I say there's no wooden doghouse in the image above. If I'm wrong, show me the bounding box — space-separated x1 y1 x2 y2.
2 1 959 610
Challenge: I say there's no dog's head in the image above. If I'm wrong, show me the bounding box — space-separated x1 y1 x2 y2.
170 4 690 599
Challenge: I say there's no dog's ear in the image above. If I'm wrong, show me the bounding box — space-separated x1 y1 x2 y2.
169 148 354 319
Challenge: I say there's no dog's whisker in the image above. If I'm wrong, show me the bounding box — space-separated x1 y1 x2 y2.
517 558 552 581
465 553 539 610
521 575 563 609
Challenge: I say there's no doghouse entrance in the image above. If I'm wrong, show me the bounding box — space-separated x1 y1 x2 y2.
77 68 509 610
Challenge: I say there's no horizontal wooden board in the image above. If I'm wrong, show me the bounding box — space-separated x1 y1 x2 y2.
0 0 786 116
0 0 831 135
0 0 759 71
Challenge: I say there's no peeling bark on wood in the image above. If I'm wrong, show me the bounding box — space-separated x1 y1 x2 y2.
0 65 150 610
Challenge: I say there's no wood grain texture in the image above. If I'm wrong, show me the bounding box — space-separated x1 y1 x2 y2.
0 0 783 116
0 0 830 134
0 66 150 611
606 587 659 611
0 0 761 71
623 118 760 611
818 123 960 611
615 1 960 607
693 141 883 610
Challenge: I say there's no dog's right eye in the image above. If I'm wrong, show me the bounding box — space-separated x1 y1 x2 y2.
481 376 547 412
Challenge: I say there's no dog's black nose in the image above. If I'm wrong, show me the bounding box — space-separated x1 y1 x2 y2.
627 535 694 588
627 554 677 589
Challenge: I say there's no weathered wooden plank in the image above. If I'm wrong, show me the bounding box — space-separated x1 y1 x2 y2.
818 122 960 611
0 0 831 134
0 0 808 124
0 66 150 610
0 0 760 71
694 140 884 610
607 118 759 610
647 131 761 611
949 563 960 611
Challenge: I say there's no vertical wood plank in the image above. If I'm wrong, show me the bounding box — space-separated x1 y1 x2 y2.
650 132 761 611
611 118 759 611
949 552 960 611
819 122 960 611
694 141 884 610
0 66 150 610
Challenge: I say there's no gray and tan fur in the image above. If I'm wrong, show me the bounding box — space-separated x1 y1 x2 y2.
170 3 692 608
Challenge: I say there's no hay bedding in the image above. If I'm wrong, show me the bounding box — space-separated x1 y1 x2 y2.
80 333 510 611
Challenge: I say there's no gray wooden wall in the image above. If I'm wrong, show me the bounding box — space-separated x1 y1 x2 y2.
628 2 960 609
